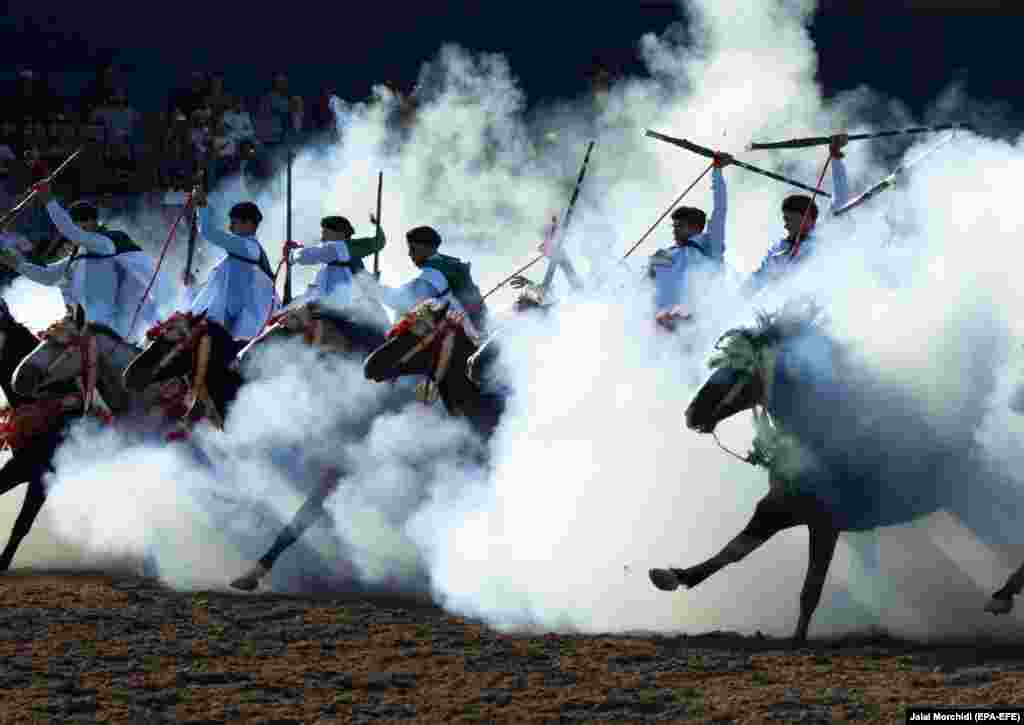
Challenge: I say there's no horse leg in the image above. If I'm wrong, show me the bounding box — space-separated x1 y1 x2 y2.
0 426 70 571
986 561 1024 615
0 451 51 572
230 468 341 592
792 517 840 647
649 491 800 592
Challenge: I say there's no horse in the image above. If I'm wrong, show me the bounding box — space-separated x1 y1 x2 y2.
10 305 165 417
0 299 84 571
648 303 1021 646
122 311 245 429
236 299 389 366
123 306 392 593
363 298 506 438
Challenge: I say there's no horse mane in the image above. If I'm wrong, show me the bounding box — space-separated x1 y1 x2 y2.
710 299 830 373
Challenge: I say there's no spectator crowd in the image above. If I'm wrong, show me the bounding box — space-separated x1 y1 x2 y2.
0 61 612 253
0 65 366 248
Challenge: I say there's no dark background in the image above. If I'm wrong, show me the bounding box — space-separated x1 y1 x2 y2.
0 1 1017 115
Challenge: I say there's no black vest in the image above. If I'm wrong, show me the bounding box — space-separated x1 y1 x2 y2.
227 245 275 280
73 227 143 261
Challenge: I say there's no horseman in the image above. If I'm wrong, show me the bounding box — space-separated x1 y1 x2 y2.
648 153 732 332
283 214 386 317
743 134 850 296
187 190 278 356
0 186 165 342
363 225 488 332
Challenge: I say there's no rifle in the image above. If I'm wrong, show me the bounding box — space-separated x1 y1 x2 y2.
748 123 971 151
373 171 383 281
0 145 87 230
539 141 594 297
282 117 295 306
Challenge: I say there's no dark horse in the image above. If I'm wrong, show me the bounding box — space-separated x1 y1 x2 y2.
988 375 1024 614
122 305 392 593
123 311 247 429
124 304 389 429
649 304 1021 645
0 301 82 571
364 299 506 438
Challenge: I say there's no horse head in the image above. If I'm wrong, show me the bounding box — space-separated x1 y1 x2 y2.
364 299 481 393
240 301 388 365
685 330 769 433
124 310 210 392
125 310 244 428
687 301 829 434
10 305 102 401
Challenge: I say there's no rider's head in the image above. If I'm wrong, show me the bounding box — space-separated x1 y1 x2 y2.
671 206 706 244
68 201 100 232
406 226 441 267
782 195 818 240
228 201 262 237
321 215 354 242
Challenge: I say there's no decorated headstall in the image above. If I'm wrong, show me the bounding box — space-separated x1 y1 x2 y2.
144 311 221 428
706 302 826 488
386 299 482 403
37 310 101 413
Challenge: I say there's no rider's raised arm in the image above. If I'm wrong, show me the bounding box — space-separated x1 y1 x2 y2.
373 272 444 314
196 206 261 261
346 226 385 261
828 156 850 214
291 241 348 266
44 201 116 255
705 166 728 261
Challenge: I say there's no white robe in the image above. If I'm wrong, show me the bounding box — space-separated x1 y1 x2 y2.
14 201 166 342
188 206 278 339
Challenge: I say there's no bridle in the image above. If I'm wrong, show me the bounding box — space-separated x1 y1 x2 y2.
385 301 482 404
144 312 222 429
38 315 106 417
704 333 780 467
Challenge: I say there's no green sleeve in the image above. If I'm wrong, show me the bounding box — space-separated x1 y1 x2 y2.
346 228 386 260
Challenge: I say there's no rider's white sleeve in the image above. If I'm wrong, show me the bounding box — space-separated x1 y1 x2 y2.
14 256 70 285
45 201 117 255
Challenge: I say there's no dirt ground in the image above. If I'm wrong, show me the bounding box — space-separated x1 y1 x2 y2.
0 570 1022 724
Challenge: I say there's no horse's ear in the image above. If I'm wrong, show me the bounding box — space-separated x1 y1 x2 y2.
73 304 86 329
438 300 451 318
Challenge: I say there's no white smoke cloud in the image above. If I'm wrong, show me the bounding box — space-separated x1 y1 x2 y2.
3 0 1024 644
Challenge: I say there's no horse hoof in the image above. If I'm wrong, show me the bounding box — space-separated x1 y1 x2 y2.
649 568 681 591
985 596 1014 615
230 564 268 592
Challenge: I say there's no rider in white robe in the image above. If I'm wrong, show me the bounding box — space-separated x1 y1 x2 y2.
649 155 731 330
0 191 166 343
285 214 385 309
745 135 851 296
187 194 278 341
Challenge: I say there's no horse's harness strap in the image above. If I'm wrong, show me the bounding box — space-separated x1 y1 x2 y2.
189 333 224 430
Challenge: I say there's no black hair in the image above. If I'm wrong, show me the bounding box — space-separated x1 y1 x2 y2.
406 226 442 248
